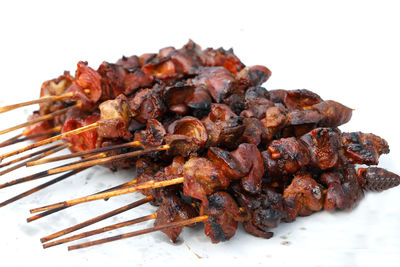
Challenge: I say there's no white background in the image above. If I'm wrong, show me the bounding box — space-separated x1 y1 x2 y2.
0 1 399 266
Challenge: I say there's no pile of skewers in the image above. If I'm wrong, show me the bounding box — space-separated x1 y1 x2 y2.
0 40 399 251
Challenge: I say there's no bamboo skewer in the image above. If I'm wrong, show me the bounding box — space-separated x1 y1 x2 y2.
0 105 76 136
27 178 138 222
30 176 184 214
0 168 87 208
27 141 143 167
0 126 62 147
0 152 106 189
68 215 209 251
0 122 99 161
43 213 157 249
41 196 152 244
0 143 69 176
41 144 170 176
0 126 61 149
0 133 22 148
0 126 62 148
0 90 89 114
0 143 65 170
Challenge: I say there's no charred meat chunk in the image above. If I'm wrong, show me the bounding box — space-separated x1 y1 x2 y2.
232 183 286 239
202 192 243 243
154 192 198 243
192 67 236 103
283 173 324 221
98 94 132 139
183 157 230 206
134 119 166 147
300 128 342 170
263 137 310 176
341 132 389 165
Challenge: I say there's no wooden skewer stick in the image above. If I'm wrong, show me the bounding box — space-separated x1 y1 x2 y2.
0 105 76 136
27 141 143 167
41 195 152 244
0 168 87 208
0 89 89 114
0 121 99 161
0 133 23 148
0 142 65 169
0 126 61 148
0 143 69 176
0 152 106 189
43 213 157 249
27 178 138 222
68 215 209 251
44 144 170 176
30 176 184 214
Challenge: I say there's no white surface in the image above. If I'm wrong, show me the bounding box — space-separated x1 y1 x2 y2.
0 1 399 266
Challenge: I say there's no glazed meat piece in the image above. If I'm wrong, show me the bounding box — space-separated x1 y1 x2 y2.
135 158 163 196
241 86 275 119
311 100 352 127
163 82 194 115
192 67 236 103
231 183 286 239
217 117 245 149
167 116 208 149
240 118 266 145
201 104 245 149
357 167 400 192
263 137 310 176
300 128 342 170
40 71 74 98
39 71 73 115
287 109 323 126
142 41 204 82
268 89 287 104
154 192 198 243
124 69 154 95
116 55 141 71
62 110 101 153
283 173 324 221
207 147 245 179
236 65 271 91
230 144 264 193
163 81 212 118
97 94 132 139
199 46 245 75
137 157 185 205
207 144 264 194
97 62 127 99
134 119 166 147
163 135 199 157
167 42 202 75
341 166 364 209
184 86 212 118
142 56 183 82
320 166 364 211
23 112 54 141
222 93 244 115
163 116 208 157
67 61 102 106
283 89 323 111
341 132 389 165
129 85 166 123
260 105 288 139
201 192 243 243
183 157 230 206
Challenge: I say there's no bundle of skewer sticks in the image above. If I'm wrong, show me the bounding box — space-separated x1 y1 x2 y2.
0 40 399 251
